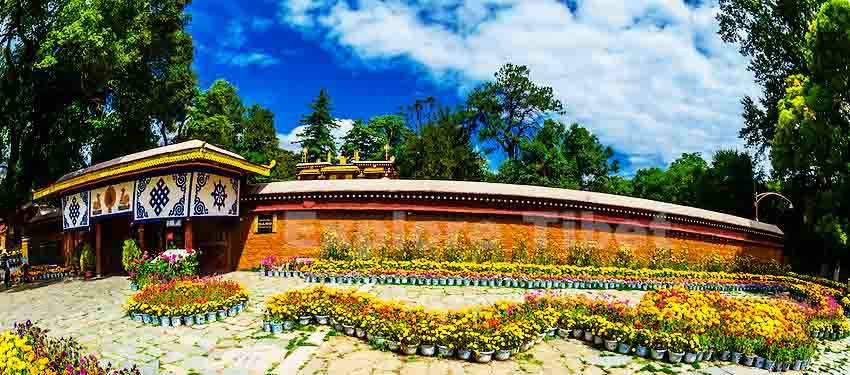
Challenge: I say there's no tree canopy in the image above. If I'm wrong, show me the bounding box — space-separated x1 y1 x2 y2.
297 89 338 162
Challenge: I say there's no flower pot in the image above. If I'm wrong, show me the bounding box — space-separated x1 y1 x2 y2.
741 355 754 366
142 314 151 324
437 345 454 357
557 328 569 338
730 352 742 363
635 346 648 357
474 350 494 363
780 362 790 371
130 282 138 291
520 340 534 352
284 321 295 330
684 352 698 364
668 351 684 364
593 335 603 346
334 322 343 331
572 329 584 339
604 339 618 352
616 343 631 355
343 324 355 336
367 334 385 346
401 343 418 355
185 315 195 326
495 349 511 361
217 310 226 321
263 321 271 332
132 313 143 322
649 349 666 360
762 359 774 371
791 360 802 371
160 316 170 327
315 315 329 325
387 340 400 352
207 312 217 322
754 356 764 368
355 327 366 338
271 322 283 334
583 331 593 342
170 316 182 327
457 348 472 360
298 316 312 325
420 344 435 356
194 314 206 325
227 307 237 317
719 351 730 361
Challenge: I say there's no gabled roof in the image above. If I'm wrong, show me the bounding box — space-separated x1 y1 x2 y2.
34 140 274 199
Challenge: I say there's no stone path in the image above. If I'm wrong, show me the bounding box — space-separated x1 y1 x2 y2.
1 272 848 375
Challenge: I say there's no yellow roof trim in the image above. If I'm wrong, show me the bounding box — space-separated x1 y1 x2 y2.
298 169 321 175
321 166 360 173
363 167 389 174
33 148 273 200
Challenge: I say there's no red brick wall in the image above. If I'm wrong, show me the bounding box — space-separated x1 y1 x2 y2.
235 210 783 270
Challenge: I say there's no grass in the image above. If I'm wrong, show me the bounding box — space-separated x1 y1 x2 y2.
284 334 317 358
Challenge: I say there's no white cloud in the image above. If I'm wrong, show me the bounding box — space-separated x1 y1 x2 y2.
230 52 281 67
278 0 758 172
278 119 355 153
222 21 246 48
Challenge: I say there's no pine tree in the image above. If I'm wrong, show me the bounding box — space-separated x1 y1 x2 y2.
297 89 338 162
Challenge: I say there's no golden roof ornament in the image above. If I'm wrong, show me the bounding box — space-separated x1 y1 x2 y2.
384 144 390 161
353 150 360 162
302 147 308 163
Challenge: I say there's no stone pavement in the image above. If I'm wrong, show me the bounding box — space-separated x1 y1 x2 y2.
1 272 848 375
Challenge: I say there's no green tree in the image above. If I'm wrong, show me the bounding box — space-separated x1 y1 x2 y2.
340 119 382 159
297 89 338 162
181 80 245 148
367 115 408 160
718 0 826 154
770 0 850 279
398 102 486 180
467 63 565 160
701 149 759 217
630 167 670 202
0 0 195 232
496 121 618 190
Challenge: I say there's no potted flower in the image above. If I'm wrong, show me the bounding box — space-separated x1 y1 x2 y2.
666 333 687 364
649 332 669 361
682 333 701 364
633 328 652 357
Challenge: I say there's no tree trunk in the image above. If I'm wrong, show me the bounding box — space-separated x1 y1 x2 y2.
834 259 842 282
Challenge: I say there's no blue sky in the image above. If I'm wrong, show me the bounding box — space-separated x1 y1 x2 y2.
188 0 756 175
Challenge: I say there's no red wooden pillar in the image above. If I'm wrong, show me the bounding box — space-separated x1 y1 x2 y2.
184 220 193 250
95 223 102 276
138 224 145 252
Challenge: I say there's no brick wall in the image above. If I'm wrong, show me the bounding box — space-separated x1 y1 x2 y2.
235 210 783 270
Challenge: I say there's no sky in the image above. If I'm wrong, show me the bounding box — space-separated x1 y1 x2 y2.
187 0 758 175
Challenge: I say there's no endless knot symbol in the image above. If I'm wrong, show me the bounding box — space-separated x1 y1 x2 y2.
68 197 81 225
149 178 171 216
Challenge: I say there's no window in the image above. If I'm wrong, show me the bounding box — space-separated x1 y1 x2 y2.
256 214 274 234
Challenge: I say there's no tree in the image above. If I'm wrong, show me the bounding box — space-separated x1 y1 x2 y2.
630 167 670 203
717 0 826 154
467 63 565 160
701 150 758 217
367 115 408 161
297 89 338 162
398 102 486 181
181 80 244 149
770 0 850 279
340 119 383 159
0 0 195 235
496 121 618 190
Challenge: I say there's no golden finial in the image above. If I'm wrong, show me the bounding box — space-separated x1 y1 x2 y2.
326 151 332 163
384 144 390 161
302 147 308 163
353 150 360 162
338 155 348 165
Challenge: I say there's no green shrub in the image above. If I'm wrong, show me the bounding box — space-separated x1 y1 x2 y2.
568 241 600 267
121 239 141 271
79 242 95 272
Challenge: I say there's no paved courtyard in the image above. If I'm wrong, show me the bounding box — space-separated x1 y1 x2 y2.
1 272 848 375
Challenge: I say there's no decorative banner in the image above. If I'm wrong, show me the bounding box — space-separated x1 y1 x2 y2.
90 181 134 218
62 191 90 230
134 173 191 221
190 172 240 217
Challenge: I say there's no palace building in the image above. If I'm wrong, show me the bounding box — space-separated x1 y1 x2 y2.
20 140 784 275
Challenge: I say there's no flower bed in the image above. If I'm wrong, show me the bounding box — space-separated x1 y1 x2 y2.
259 255 313 276
125 277 248 328
264 286 846 370
1 320 140 375
10 265 73 284
290 259 850 320
125 249 198 289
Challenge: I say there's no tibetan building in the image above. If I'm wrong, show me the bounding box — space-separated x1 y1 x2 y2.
24 140 785 275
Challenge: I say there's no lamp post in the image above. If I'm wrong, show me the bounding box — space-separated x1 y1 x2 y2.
754 192 794 222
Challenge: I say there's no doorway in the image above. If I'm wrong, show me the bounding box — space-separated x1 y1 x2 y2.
100 215 132 275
